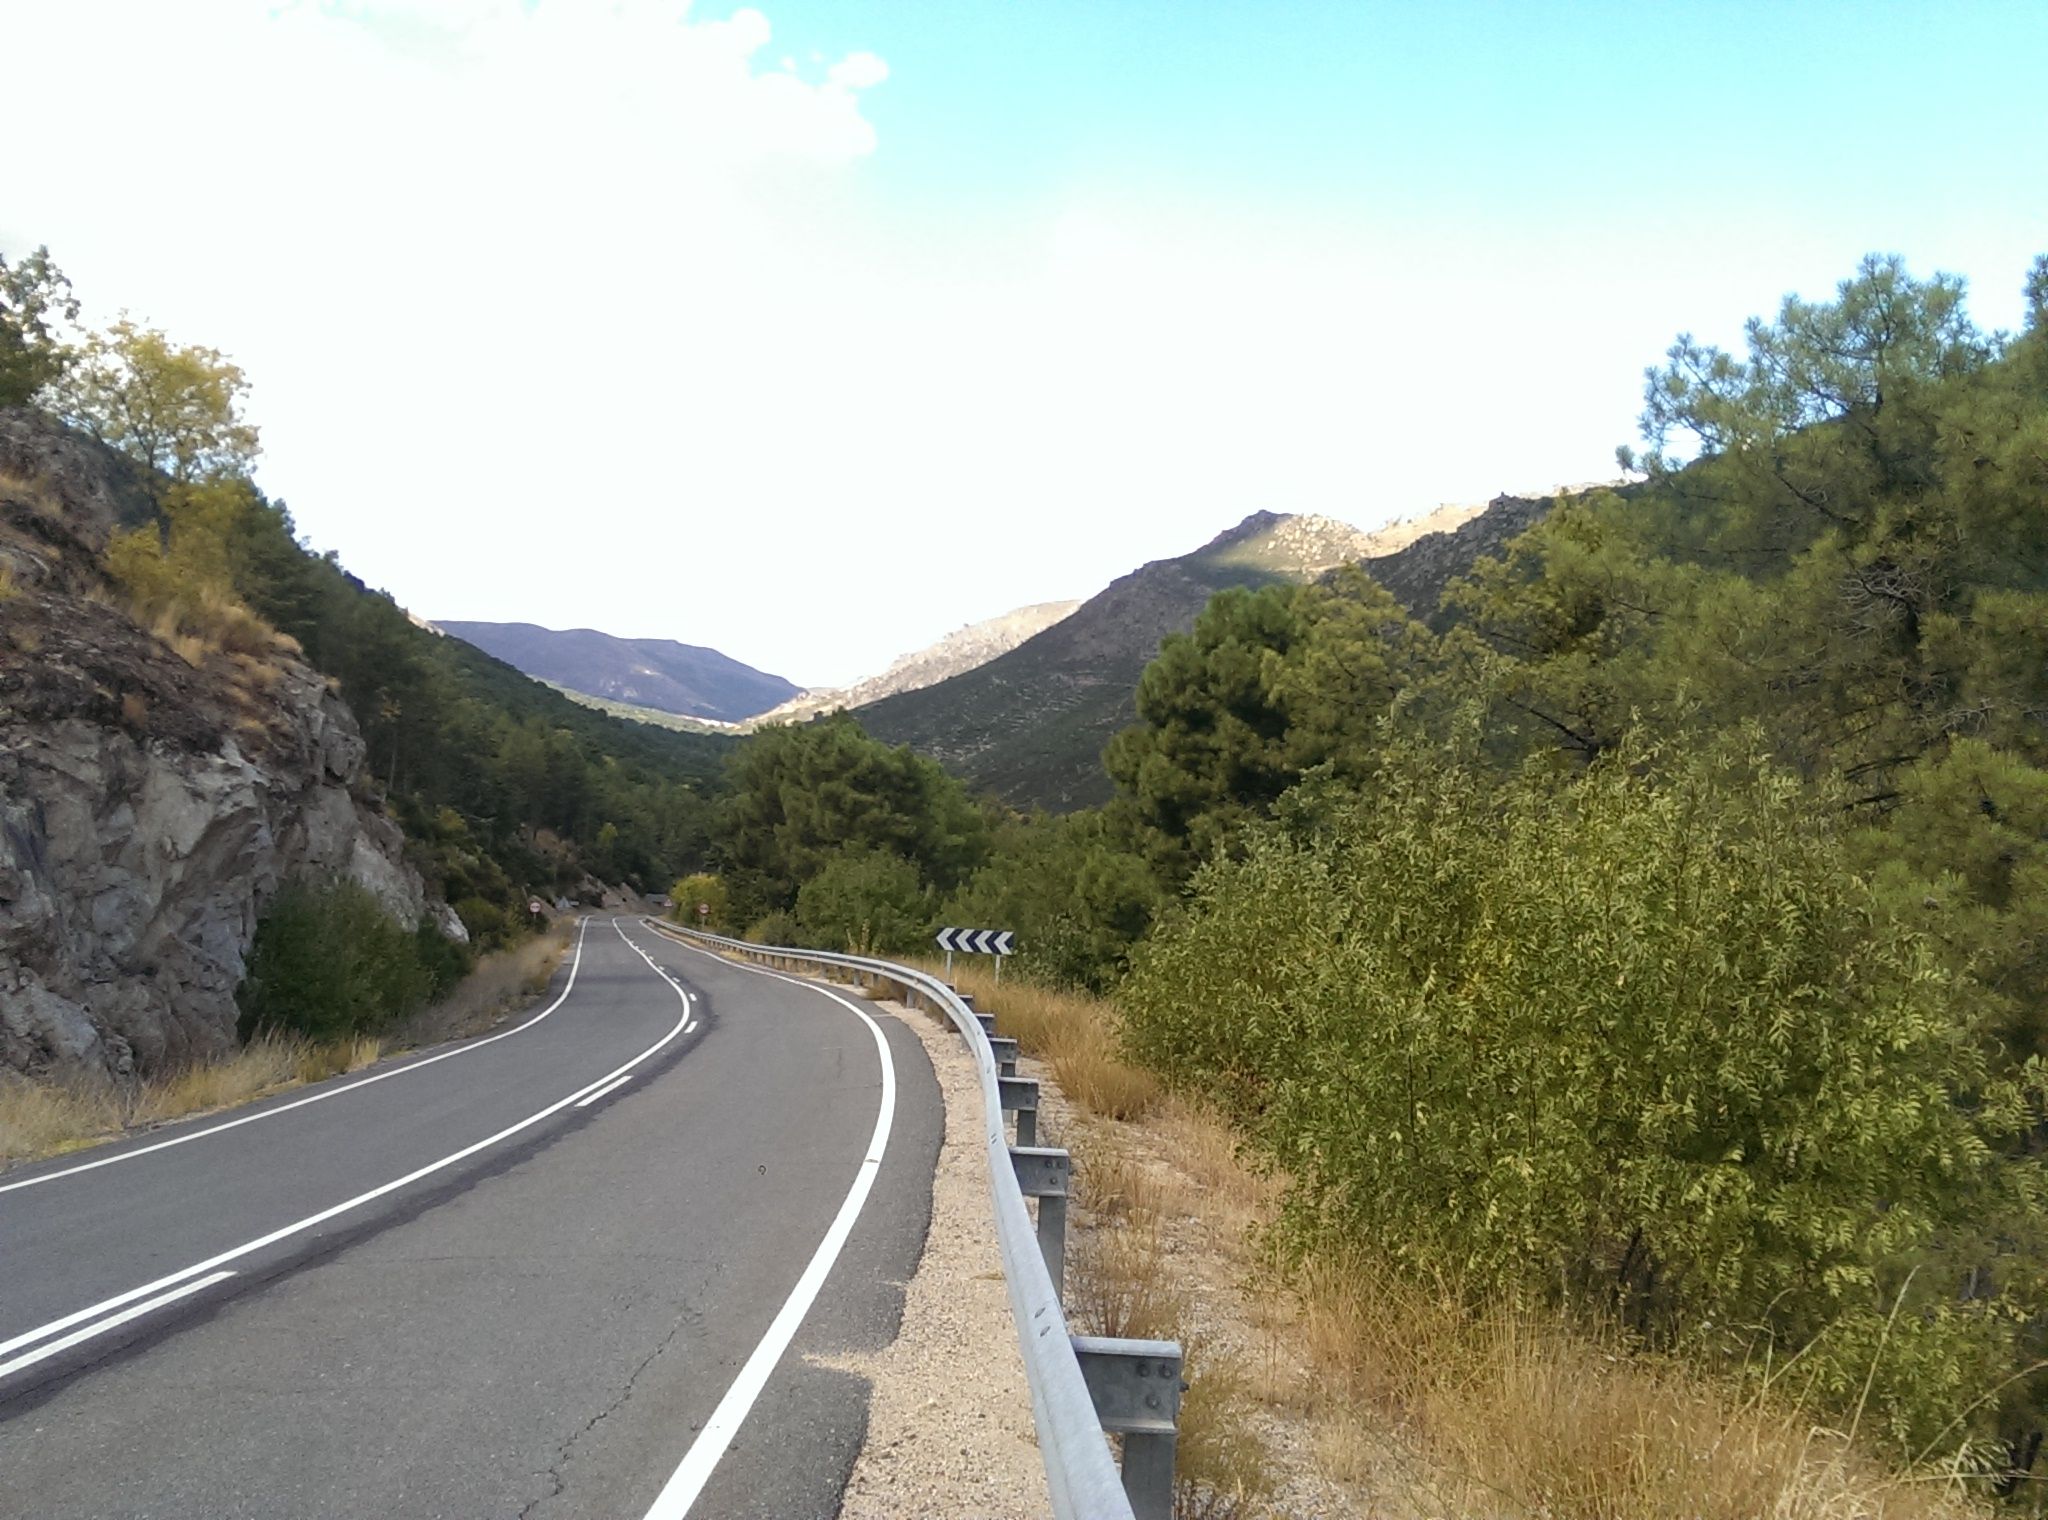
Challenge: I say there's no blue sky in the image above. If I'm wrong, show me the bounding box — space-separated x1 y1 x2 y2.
5 1 2043 685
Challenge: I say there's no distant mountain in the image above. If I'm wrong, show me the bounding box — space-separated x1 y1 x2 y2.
855 511 1391 811
434 621 799 723
750 601 1082 729
853 501 1550 812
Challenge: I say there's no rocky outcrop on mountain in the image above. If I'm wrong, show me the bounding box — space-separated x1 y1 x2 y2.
0 409 455 1079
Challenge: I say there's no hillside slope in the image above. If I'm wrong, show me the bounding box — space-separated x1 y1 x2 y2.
856 512 1384 810
751 600 1081 728
437 620 798 723
1360 492 1554 623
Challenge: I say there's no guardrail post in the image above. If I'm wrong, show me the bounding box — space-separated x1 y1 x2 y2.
988 1035 1019 1078
1008 1145 1070 1292
1072 1336 1184 1520
998 1075 1039 1147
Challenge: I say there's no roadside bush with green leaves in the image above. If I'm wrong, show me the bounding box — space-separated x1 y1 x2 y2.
669 871 729 929
237 880 452 1042
794 846 932 956
745 910 804 947
1123 725 2048 1461
944 810 1162 990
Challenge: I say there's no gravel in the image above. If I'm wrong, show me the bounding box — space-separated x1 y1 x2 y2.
833 1000 1053 1520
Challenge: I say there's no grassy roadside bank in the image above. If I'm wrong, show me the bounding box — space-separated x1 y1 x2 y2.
0 922 574 1168
935 959 1990 1520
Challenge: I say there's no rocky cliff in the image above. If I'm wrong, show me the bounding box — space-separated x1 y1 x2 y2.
0 409 456 1079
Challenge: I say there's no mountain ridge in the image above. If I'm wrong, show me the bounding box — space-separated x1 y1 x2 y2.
434 621 798 723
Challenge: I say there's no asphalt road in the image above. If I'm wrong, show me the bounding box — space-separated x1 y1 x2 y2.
0 916 943 1519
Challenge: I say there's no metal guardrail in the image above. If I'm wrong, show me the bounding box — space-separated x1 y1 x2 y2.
643 919 1182 1520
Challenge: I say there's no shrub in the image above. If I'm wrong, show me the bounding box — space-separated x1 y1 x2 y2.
237 879 444 1042
670 871 729 929
794 847 932 956
1122 727 2048 1460
412 921 474 1001
452 894 514 951
745 910 804 947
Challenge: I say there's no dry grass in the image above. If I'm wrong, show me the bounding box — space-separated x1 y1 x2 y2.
1280 1254 1988 1520
1175 1341 1278 1520
143 595 282 668
1064 1119 1279 1518
0 563 17 601
1070 1206 1187 1342
0 1071 126 1162
397 923 572 1046
918 959 1163 1120
2 928 571 1171
0 467 61 517
0 1032 380 1165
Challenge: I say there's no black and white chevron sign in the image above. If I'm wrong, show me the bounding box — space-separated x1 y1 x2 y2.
936 926 1015 956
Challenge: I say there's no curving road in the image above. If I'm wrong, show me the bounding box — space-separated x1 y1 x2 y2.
0 916 942 1519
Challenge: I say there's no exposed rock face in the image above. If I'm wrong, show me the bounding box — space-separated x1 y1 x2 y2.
0 409 454 1078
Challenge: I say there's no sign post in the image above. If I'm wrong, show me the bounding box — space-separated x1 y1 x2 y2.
697 902 711 926
934 927 1017 984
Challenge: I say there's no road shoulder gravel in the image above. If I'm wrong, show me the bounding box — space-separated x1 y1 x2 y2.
832 997 1052 1520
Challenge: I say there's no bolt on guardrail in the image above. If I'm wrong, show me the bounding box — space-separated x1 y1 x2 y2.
644 919 1182 1520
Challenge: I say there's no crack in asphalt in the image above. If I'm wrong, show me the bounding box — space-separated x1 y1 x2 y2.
519 1296 706 1520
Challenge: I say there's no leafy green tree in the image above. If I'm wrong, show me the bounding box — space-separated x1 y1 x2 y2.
945 810 1161 989
0 245 78 405
1104 583 1306 880
717 715 987 913
1106 571 1437 883
1450 254 2048 1058
669 871 729 929
51 316 258 490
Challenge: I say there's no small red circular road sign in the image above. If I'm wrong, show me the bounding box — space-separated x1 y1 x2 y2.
697 902 711 918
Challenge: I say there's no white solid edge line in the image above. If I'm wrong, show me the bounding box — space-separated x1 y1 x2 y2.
0 920 689 1368
574 1072 636 1109
638 931 898 1520
0 917 599 1197
0 1271 238 1382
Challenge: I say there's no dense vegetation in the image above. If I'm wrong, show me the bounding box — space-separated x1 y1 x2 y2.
1112 255 2048 1476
